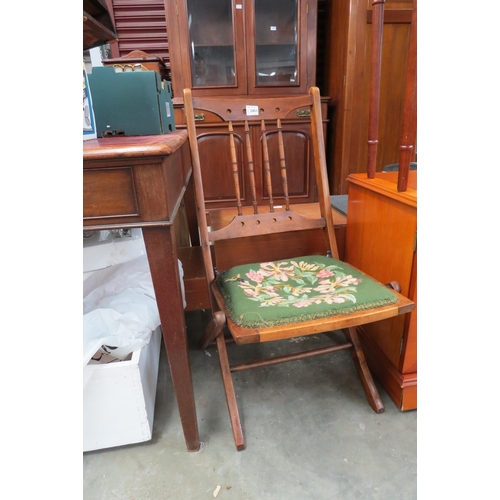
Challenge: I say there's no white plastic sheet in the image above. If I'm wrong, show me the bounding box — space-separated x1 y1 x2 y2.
83 255 186 367
83 255 159 366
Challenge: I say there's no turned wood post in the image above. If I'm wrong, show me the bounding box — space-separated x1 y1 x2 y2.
367 0 386 178
397 0 417 192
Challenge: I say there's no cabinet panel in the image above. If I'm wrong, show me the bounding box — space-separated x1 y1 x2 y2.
197 127 248 205
83 167 138 219
257 126 311 201
251 0 300 87
246 0 312 94
165 0 246 96
186 0 241 89
400 249 417 374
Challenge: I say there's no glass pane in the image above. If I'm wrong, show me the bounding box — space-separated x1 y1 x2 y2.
254 0 298 86
187 0 236 87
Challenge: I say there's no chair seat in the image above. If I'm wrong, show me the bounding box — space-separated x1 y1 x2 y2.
216 255 398 329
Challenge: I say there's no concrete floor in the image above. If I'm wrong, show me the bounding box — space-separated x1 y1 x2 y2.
83 310 417 499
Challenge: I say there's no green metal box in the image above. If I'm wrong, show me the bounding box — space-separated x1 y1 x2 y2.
88 66 175 137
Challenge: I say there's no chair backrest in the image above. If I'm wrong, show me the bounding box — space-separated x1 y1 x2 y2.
183 87 339 289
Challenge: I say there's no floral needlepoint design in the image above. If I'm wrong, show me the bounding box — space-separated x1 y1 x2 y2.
225 259 361 309
217 255 398 328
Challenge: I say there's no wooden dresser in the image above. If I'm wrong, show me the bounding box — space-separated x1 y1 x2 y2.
344 171 417 410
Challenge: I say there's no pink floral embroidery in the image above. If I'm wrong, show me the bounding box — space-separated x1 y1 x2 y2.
259 262 295 282
293 299 315 308
316 269 334 278
225 259 361 310
246 271 264 283
335 275 361 287
262 286 280 298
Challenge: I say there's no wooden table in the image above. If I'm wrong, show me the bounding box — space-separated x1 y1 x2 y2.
83 131 201 451
345 171 417 410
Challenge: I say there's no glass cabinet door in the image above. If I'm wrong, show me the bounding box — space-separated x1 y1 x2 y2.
253 0 299 86
186 0 237 88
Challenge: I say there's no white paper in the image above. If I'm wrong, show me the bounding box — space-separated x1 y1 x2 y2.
246 105 259 116
83 255 160 366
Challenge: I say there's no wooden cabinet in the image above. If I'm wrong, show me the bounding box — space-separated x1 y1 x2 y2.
165 0 324 207
165 0 317 97
344 171 417 410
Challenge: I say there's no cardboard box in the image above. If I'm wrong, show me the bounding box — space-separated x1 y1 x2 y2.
83 325 162 452
87 66 175 137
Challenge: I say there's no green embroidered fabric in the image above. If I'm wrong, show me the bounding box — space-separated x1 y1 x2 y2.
216 255 398 328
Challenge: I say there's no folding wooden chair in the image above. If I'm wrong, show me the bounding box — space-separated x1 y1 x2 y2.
183 86 414 450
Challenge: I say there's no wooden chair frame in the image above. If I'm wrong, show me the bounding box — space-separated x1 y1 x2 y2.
183 86 414 450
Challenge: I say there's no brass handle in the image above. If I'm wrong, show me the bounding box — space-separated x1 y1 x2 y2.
194 113 205 122
296 109 310 117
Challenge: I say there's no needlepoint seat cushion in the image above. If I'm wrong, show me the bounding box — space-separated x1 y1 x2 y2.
216 255 398 329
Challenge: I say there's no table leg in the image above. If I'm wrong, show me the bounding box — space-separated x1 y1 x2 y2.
142 226 201 452
183 172 200 247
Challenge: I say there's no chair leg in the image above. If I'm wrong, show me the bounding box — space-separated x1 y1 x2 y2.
344 327 385 414
216 332 246 451
199 311 226 350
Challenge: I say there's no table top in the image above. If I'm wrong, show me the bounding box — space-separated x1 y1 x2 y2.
347 171 417 208
83 130 188 162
